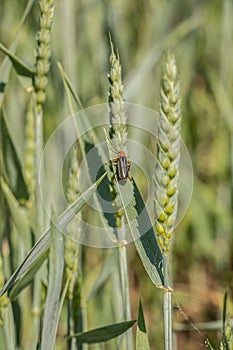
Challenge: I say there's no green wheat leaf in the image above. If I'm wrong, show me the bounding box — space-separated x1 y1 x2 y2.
8 249 48 300
41 220 64 350
104 129 164 287
0 0 35 106
57 62 84 112
0 43 34 78
69 320 136 344
58 64 116 237
1 303 16 350
1 178 30 251
119 178 164 287
1 111 28 199
0 172 107 296
136 299 150 350
86 250 118 302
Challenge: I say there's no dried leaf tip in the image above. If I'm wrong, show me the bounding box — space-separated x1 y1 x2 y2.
154 52 182 255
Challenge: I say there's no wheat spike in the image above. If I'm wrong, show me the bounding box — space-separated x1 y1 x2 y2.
34 0 54 111
154 52 182 255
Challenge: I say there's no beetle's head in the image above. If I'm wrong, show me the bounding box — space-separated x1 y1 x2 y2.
118 151 126 157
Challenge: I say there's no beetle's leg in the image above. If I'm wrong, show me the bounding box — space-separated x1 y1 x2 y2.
106 158 118 179
105 157 117 167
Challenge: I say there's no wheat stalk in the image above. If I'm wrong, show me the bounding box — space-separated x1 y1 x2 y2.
65 147 82 349
154 51 182 350
32 0 54 236
24 0 54 208
107 38 133 350
30 0 55 327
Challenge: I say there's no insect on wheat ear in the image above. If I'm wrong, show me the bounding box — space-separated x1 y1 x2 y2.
113 151 131 181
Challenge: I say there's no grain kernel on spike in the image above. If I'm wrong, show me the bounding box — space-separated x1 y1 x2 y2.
156 223 165 236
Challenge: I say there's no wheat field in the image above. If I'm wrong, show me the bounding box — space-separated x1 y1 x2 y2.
0 1 232 349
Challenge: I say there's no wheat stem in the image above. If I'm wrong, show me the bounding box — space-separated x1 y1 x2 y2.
107 38 133 350
31 1 54 342
65 147 83 349
154 51 182 350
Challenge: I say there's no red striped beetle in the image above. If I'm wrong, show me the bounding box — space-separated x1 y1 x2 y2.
113 151 131 180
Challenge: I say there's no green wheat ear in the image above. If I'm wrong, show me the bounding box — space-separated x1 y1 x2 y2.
65 147 81 301
107 38 128 230
108 36 128 152
154 52 182 255
24 97 35 207
34 0 54 111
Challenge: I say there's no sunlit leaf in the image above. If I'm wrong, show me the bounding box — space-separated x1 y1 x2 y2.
112 176 164 287
1 178 30 251
58 65 116 237
41 221 64 350
0 43 34 78
0 173 107 296
0 0 35 106
86 250 118 302
69 320 136 344
1 112 28 200
9 249 48 300
104 128 164 287
136 299 150 350
57 62 84 112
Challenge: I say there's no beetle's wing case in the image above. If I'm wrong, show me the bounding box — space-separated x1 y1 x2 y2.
118 155 128 180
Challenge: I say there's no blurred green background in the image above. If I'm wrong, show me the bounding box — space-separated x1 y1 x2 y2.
0 0 233 349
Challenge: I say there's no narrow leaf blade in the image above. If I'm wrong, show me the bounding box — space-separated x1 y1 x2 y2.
0 43 34 78
104 130 164 286
0 173 107 296
1 304 16 350
0 0 35 106
136 300 150 350
9 249 48 300
1 178 30 249
1 111 28 199
58 66 115 236
41 221 64 350
117 178 164 287
70 320 136 344
86 250 117 302
57 62 84 112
